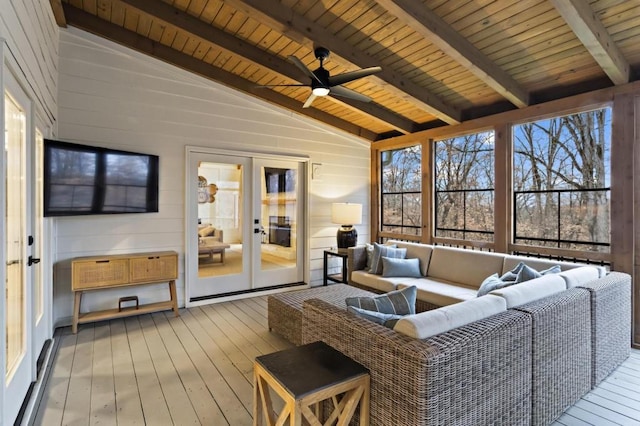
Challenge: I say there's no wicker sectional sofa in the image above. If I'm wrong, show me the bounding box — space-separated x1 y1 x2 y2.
296 243 631 425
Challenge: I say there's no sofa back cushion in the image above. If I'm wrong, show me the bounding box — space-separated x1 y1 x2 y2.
489 274 566 308
393 294 507 339
428 247 505 288
387 240 433 276
559 266 601 288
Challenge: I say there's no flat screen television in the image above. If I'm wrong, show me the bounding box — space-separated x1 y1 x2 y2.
43 139 159 216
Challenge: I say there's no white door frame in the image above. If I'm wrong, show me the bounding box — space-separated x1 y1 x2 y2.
184 146 310 307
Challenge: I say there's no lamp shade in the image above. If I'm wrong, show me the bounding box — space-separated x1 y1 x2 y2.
331 203 362 225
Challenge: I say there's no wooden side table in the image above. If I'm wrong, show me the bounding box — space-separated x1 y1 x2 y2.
253 341 370 425
323 250 349 286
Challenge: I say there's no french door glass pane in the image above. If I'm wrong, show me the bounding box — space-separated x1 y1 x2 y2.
34 128 44 322
197 161 243 278
260 166 297 271
5 92 26 379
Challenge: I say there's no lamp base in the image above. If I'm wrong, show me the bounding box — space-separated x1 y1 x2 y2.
337 225 358 249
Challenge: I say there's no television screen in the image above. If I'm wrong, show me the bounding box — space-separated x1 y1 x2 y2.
44 139 159 216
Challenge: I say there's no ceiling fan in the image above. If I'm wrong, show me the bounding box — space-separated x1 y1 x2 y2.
259 47 382 108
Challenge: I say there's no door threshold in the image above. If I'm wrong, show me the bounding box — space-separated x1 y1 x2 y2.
190 282 306 303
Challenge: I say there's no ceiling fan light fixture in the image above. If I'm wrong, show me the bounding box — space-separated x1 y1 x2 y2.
312 87 330 96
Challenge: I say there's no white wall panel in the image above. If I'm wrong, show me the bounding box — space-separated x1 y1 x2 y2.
54 27 370 326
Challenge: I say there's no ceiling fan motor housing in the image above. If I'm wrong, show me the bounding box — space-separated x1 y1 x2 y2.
312 66 331 91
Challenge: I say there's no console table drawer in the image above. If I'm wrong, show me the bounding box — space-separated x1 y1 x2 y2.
72 258 129 290
130 253 178 283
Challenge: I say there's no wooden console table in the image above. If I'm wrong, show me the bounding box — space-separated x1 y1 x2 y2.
71 251 179 334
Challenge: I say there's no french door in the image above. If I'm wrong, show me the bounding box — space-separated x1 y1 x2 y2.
3 70 39 425
186 149 305 303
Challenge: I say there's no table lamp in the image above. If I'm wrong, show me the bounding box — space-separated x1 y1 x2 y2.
331 203 362 249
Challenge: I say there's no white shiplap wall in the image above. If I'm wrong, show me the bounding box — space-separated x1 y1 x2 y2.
54 27 370 326
0 0 58 125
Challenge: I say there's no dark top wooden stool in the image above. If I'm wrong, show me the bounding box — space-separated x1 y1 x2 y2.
253 341 370 425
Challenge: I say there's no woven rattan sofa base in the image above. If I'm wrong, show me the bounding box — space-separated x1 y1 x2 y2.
302 298 532 426
267 284 375 345
514 287 592 426
577 271 632 387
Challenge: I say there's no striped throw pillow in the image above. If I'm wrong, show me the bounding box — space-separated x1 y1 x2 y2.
345 285 417 315
369 243 406 275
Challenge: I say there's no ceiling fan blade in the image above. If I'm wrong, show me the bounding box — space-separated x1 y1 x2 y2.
328 66 382 86
302 93 318 108
288 55 324 86
256 84 309 88
329 85 372 103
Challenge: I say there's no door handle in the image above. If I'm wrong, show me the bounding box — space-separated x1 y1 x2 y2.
28 256 41 266
6 259 20 266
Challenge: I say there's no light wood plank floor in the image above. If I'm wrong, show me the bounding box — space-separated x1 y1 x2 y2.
33 296 640 425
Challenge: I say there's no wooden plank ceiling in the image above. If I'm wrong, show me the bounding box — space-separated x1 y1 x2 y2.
50 0 640 141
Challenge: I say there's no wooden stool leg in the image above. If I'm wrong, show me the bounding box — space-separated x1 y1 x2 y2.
253 371 262 426
360 376 370 426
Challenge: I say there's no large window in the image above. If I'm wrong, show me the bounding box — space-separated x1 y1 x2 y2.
513 108 611 252
380 145 421 236
434 131 495 242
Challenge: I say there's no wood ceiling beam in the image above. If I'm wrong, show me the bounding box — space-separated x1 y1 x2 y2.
374 0 529 108
61 4 379 141
48 0 67 27
550 0 630 85
224 0 461 124
118 0 415 134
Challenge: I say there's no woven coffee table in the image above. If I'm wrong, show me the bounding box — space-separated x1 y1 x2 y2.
268 284 375 345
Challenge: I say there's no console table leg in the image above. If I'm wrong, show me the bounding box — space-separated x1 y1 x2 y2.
72 291 83 334
169 280 179 317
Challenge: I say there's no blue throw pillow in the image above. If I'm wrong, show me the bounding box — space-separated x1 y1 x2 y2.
381 257 422 278
347 306 404 328
345 285 417 315
369 243 406 275
500 262 525 282
365 243 374 270
479 262 562 297
501 261 542 283
477 273 507 297
515 263 541 283
541 265 561 275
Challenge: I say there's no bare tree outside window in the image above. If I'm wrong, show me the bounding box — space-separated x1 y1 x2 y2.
434 131 495 242
380 145 422 236
513 108 611 252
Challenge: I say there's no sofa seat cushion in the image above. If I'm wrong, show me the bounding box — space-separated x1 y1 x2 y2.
387 240 433 276
393 294 507 339
350 270 422 293
559 266 602 288
489 274 566 308
428 247 506 289
398 278 478 307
